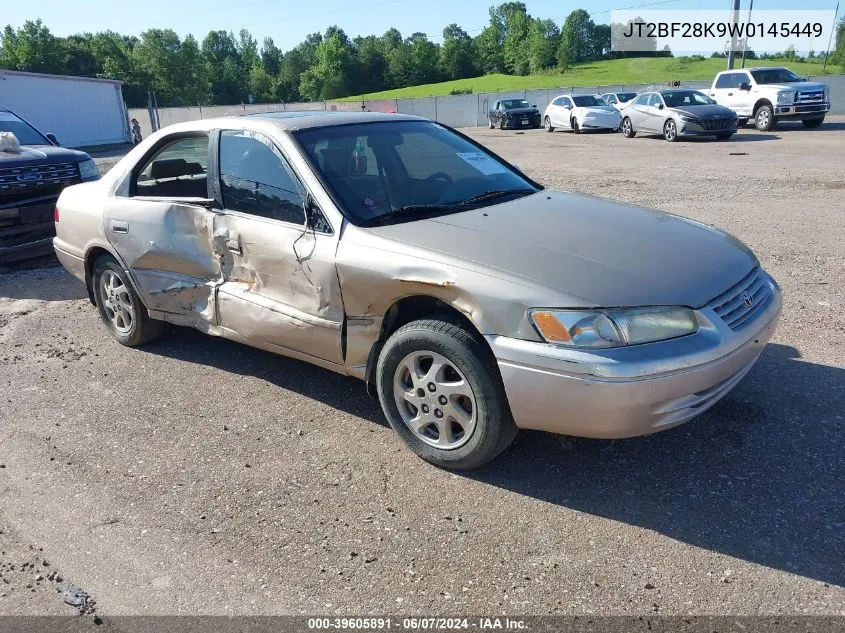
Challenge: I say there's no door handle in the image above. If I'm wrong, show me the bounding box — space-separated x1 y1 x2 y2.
110 220 128 234
226 238 242 255
727 92 733 96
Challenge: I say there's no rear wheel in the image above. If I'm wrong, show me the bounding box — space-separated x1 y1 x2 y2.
376 317 517 470
544 116 555 132
621 117 635 138
754 104 776 131
802 117 824 129
663 119 678 142
93 255 165 346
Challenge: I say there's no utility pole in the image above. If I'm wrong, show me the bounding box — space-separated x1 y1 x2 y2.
727 0 741 69
740 0 754 68
822 1 840 74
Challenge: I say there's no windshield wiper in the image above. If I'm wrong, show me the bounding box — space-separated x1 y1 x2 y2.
452 189 535 206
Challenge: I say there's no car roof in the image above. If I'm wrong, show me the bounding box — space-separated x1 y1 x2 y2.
160 111 425 135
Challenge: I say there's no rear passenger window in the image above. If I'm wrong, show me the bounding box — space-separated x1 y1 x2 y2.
219 130 305 225
134 135 209 199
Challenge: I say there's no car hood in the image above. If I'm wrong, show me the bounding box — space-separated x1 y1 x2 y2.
0 144 90 164
502 108 539 115
670 104 736 119
577 106 620 115
758 81 826 92
367 191 757 308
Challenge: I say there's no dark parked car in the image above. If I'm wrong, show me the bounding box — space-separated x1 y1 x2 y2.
0 107 99 264
488 99 541 130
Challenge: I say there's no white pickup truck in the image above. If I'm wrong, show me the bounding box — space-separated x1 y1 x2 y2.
708 66 830 132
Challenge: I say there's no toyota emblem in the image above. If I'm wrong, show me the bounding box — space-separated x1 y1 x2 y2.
742 291 754 308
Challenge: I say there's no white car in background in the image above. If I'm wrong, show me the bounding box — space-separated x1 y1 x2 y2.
544 95 622 133
600 91 639 110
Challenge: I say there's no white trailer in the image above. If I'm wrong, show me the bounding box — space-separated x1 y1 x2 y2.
0 70 130 148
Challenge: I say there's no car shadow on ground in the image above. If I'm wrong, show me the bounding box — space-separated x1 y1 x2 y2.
147 327 842 588
468 342 844 588
0 265 87 301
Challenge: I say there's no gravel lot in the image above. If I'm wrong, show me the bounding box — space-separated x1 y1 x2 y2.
1 118 843 617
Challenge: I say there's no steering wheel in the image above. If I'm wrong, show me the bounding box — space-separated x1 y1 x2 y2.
425 171 453 186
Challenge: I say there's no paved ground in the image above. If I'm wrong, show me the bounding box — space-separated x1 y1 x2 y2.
1 118 843 616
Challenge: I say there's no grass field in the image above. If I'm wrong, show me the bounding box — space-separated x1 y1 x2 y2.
338 56 838 101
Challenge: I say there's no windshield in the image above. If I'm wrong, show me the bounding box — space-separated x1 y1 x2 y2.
501 100 531 110
662 91 715 107
572 95 606 107
750 68 802 84
617 92 638 103
294 121 539 226
0 111 50 146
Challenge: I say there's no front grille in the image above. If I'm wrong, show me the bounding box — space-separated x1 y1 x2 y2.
709 267 773 330
0 161 80 197
700 118 734 131
795 90 824 104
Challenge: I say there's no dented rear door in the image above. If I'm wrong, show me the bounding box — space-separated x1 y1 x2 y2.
103 132 220 325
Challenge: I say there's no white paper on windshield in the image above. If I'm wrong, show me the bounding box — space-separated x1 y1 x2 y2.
456 152 509 176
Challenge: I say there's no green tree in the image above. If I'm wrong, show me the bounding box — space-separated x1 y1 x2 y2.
407 33 441 85
299 29 355 100
260 36 282 76
440 24 476 80
0 20 65 74
559 9 596 66
500 2 531 75
201 30 244 104
354 35 387 94
527 18 559 72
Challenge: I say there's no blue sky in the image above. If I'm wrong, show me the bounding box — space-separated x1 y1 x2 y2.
4 0 838 51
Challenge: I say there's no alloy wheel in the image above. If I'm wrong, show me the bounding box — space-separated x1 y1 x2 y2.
664 119 677 141
99 269 134 334
392 350 477 450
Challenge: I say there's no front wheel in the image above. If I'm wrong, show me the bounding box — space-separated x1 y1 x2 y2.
571 117 580 134
663 118 678 142
544 116 555 132
802 117 824 129
621 117 636 138
376 318 518 470
93 255 165 346
488 118 495 129
754 104 776 131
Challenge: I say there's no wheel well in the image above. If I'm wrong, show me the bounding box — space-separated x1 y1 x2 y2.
83 246 111 305
753 99 772 115
362 295 486 397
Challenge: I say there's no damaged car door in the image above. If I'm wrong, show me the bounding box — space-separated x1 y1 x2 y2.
103 132 220 325
210 128 344 367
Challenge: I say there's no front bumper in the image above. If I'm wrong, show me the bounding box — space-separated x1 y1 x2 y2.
678 120 738 136
0 199 57 264
774 102 830 118
503 114 542 128
487 273 782 438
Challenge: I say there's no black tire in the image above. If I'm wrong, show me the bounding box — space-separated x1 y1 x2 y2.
376 317 518 470
544 116 555 132
754 104 776 131
802 117 824 129
499 118 507 130
663 118 678 142
92 255 165 347
621 117 636 138
488 118 495 129
571 117 580 134
737 118 748 127
716 132 733 140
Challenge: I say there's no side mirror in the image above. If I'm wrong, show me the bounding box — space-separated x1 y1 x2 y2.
46 133 60 146
531 104 537 108
739 82 751 91
657 103 664 110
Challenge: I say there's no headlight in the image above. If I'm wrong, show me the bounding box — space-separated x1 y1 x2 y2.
776 90 795 104
824 87 829 101
679 115 698 122
530 307 699 349
78 158 99 180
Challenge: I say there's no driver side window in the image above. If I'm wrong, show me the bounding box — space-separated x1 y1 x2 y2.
648 94 663 107
634 94 651 106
